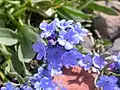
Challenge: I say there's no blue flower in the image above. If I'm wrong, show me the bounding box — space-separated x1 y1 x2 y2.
32 41 46 60
78 53 93 70
20 84 33 90
46 44 66 64
50 68 62 76
34 77 57 90
37 67 51 77
34 82 41 90
56 19 73 30
58 29 79 50
1 82 15 90
40 19 57 38
47 62 62 76
114 62 120 70
61 49 82 68
113 52 120 62
93 54 107 69
74 22 88 41
96 75 119 90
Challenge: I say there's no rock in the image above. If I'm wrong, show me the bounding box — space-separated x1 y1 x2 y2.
100 38 120 60
93 16 120 40
108 38 120 54
81 34 94 52
54 67 97 90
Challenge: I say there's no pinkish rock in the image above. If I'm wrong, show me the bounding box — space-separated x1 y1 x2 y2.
54 67 97 90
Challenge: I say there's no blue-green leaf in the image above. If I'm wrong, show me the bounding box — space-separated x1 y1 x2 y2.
0 28 18 46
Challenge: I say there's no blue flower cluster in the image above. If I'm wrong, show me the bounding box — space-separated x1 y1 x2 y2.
2 18 120 90
31 19 108 90
1 82 32 90
40 18 88 50
96 75 119 90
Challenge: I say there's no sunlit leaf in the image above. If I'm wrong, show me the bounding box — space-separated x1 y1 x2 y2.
0 28 18 46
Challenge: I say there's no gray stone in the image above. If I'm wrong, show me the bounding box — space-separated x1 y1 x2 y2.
81 35 94 52
108 38 120 53
93 16 120 40
100 38 120 60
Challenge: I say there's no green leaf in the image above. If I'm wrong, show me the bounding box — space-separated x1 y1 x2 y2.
10 51 25 76
13 7 27 17
31 0 50 3
32 0 51 11
18 25 36 63
57 8 72 20
79 0 94 10
19 25 39 42
11 50 31 77
7 71 25 84
27 7 49 18
53 0 64 5
5 0 20 5
0 28 18 46
0 20 5 28
18 38 35 63
0 70 8 82
57 6 92 20
87 2 118 15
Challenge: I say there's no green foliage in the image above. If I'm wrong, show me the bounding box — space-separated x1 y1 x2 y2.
0 28 18 46
0 0 117 84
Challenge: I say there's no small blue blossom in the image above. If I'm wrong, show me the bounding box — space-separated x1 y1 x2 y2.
93 54 107 69
47 62 62 76
61 49 82 68
32 41 46 60
34 77 57 90
74 22 88 41
114 62 120 70
40 19 57 38
58 29 79 50
1 82 15 90
96 75 119 90
113 52 120 62
20 84 33 90
46 44 66 64
37 67 51 77
78 54 93 70
50 68 62 76
56 19 73 30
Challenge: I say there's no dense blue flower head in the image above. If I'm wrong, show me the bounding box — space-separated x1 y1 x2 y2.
46 44 66 64
34 77 57 90
93 54 107 69
74 22 88 41
30 66 61 90
78 54 93 70
32 41 46 60
96 75 119 90
31 18 90 90
47 62 62 76
40 18 88 50
37 67 51 77
40 19 57 38
61 49 82 68
1 82 16 90
58 28 80 50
